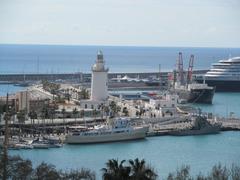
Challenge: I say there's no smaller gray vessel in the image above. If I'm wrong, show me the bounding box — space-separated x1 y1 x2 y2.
170 116 221 136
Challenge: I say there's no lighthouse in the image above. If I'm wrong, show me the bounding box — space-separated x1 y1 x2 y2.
91 51 109 101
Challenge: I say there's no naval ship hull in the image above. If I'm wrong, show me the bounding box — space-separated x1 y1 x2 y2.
169 126 221 136
65 127 148 144
196 79 240 92
177 88 215 104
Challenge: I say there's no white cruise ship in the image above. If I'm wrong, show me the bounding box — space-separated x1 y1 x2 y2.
65 118 148 144
196 57 240 91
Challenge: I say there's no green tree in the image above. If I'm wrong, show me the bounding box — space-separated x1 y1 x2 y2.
102 159 131 180
129 158 157 180
103 105 110 119
61 108 66 124
34 162 60 180
9 155 33 180
62 168 95 180
93 109 97 120
17 109 26 124
209 164 229 180
41 105 49 124
167 165 191 180
109 101 121 117
28 110 37 126
78 88 89 100
122 107 129 117
72 108 78 125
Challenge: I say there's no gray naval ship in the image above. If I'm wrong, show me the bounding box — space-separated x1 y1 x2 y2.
170 115 221 136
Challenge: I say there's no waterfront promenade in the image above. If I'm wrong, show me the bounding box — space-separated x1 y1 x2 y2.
1 115 239 138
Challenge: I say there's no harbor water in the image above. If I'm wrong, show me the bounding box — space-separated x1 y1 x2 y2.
9 131 240 179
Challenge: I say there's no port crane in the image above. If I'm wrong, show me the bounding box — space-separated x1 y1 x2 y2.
187 55 194 85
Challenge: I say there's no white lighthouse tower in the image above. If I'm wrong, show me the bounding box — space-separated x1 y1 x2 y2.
91 51 109 101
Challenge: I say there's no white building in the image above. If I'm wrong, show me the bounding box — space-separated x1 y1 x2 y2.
91 50 109 101
145 94 179 117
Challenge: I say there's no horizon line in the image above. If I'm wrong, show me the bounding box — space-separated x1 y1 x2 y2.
0 43 240 49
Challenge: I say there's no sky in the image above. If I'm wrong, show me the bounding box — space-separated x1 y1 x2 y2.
0 0 240 47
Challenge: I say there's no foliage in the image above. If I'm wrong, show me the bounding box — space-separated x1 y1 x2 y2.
102 159 131 180
0 155 95 180
34 162 60 180
62 168 96 180
42 80 60 94
102 158 157 180
109 101 121 117
72 107 78 124
167 165 192 180
129 158 157 180
78 88 90 100
122 107 129 116
17 109 27 124
0 154 240 180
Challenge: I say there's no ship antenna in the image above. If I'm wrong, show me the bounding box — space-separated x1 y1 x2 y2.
228 54 232 59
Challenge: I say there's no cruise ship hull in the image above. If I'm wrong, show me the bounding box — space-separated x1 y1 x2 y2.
65 127 148 144
176 88 215 104
196 79 240 92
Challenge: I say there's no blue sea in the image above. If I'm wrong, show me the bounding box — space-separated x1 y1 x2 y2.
0 44 240 73
1 45 240 179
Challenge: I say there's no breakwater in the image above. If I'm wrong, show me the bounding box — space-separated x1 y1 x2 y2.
0 70 207 84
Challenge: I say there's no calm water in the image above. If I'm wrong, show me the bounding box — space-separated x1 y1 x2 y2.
10 131 240 179
0 44 240 73
0 84 25 96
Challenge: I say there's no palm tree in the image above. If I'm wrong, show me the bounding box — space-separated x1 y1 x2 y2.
122 107 129 116
102 159 131 180
80 109 85 127
41 105 49 124
129 158 157 180
109 101 121 117
17 109 26 124
50 107 55 126
61 108 66 124
104 105 110 119
28 110 37 135
92 109 97 119
61 108 66 134
72 108 78 125
28 110 37 125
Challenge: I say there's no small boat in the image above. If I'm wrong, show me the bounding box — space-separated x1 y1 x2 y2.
32 143 49 149
15 143 34 149
31 138 50 149
32 136 62 149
